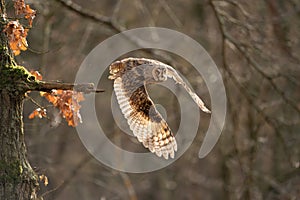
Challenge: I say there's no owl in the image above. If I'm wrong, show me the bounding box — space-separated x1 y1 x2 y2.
108 57 210 159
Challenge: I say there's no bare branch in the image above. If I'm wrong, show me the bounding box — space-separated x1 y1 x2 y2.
159 0 182 27
213 0 250 17
55 0 176 66
0 0 5 15
216 8 253 31
31 81 104 93
55 0 125 33
112 0 123 20
119 173 137 200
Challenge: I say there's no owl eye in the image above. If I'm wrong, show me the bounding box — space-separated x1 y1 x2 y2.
155 69 161 76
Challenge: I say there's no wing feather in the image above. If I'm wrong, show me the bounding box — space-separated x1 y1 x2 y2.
109 57 210 159
109 58 178 159
113 75 177 159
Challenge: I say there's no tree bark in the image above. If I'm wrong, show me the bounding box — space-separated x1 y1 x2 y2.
0 1 103 199
0 6 40 199
0 90 39 200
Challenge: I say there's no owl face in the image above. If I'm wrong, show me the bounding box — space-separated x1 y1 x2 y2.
152 65 167 82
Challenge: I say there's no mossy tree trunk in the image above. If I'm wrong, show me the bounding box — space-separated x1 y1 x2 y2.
0 91 39 200
0 1 99 198
0 5 40 199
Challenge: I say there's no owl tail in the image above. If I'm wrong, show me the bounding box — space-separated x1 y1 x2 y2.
166 66 211 113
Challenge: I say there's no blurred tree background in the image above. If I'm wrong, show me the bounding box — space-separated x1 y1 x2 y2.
15 0 300 199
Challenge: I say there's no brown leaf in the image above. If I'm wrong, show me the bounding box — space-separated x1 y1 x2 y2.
3 21 28 56
30 70 43 81
13 0 36 27
40 90 85 127
24 5 36 27
28 108 47 119
39 175 49 186
13 0 25 15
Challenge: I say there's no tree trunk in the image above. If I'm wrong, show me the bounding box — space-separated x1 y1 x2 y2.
0 12 40 200
0 91 39 200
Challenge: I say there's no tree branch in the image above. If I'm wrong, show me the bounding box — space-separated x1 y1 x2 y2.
55 0 177 66
55 0 124 33
31 81 104 93
119 173 137 200
0 0 5 15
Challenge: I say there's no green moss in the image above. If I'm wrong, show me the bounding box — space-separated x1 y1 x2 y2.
0 64 37 91
19 165 23 174
0 45 8 52
0 161 23 183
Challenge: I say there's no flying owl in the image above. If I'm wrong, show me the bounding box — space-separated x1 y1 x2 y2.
108 57 210 159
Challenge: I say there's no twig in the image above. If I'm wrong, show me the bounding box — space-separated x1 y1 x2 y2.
112 0 122 19
55 0 124 33
25 93 45 109
0 0 5 15
216 8 253 31
213 0 250 17
135 0 156 27
159 0 182 27
39 180 64 199
119 173 138 200
25 94 52 121
41 14 54 72
251 170 291 197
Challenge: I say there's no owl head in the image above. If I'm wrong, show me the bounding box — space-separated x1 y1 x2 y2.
152 65 167 82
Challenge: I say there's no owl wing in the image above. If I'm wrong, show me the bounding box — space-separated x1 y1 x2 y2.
165 65 211 113
113 76 177 159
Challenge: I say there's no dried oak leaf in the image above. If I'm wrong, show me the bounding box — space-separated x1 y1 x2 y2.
39 175 49 186
29 108 47 119
30 70 43 81
3 21 28 56
28 71 84 127
13 0 25 15
13 0 36 26
40 90 85 127
24 5 36 27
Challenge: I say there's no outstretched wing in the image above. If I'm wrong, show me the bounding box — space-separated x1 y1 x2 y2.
109 61 177 159
165 65 211 113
